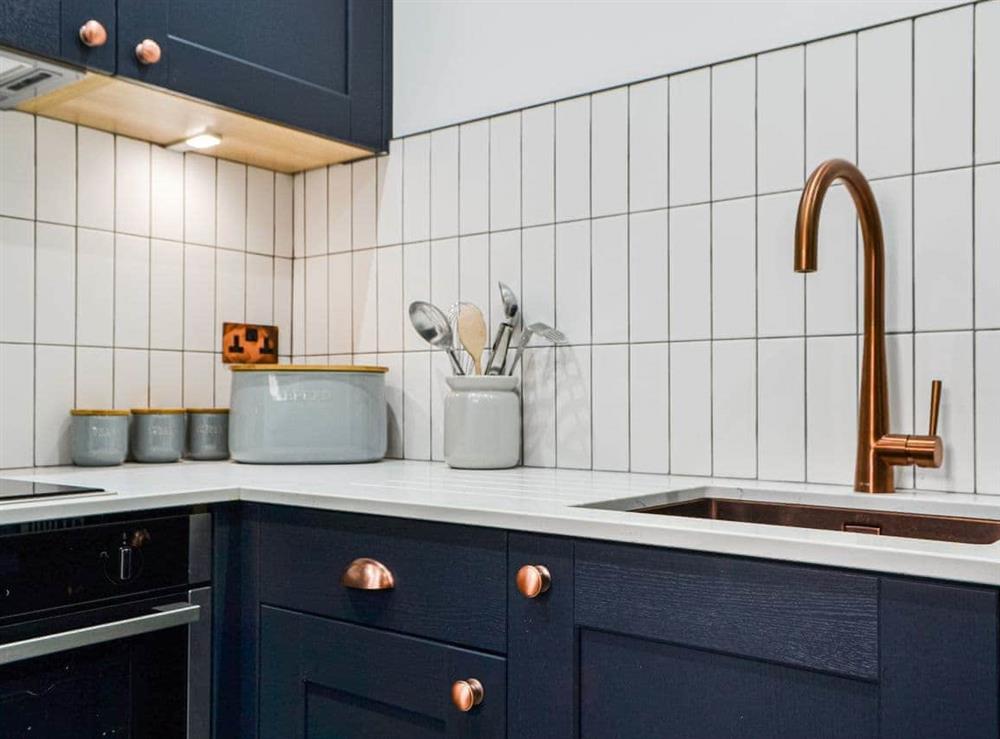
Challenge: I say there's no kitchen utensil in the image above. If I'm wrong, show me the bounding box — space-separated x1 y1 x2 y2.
444 376 520 469
527 322 567 344
409 301 465 375
130 408 186 463
506 324 535 375
457 304 488 374
485 282 520 375
70 409 130 466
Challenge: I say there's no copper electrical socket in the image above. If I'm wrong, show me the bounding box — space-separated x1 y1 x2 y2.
222 322 279 364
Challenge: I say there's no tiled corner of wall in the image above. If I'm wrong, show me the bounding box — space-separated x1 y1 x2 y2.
0 113 294 468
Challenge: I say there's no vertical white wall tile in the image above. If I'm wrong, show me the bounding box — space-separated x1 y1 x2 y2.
76 228 114 346
352 159 378 250
183 352 214 408
304 166 328 256
976 1 1000 163
76 346 113 408
523 347 556 466
806 186 856 335
521 226 555 327
915 6 973 171
489 230 521 331
150 239 184 350
293 173 305 258
36 118 75 225
914 169 973 331
556 344 591 469
757 46 804 194
713 339 756 478
629 342 669 473
555 96 590 222
712 198 756 339
555 220 590 343
115 137 150 236
591 88 628 218
78 127 115 232
274 173 294 257
149 350 182 408
403 352 431 460
629 209 669 342
352 248 378 353
591 344 629 471
459 120 490 235
669 204 711 341
858 21 913 178
215 249 244 346
377 143 404 246
214 352 231 407
806 335 857 484
591 215 628 343
805 35 856 171
758 337 805 481
402 242 431 350
629 78 669 212
670 341 712 475
459 234 489 324
328 252 352 354
430 127 460 238
869 177 913 333
430 351 450 461
246 253 274 325
757 192 803 337
35 223 75 345
521 105 556 227
377 246 403 352
0 344 33 467
976 331 1000 494
0 217 34 343
303 256 328 355
669 69 711 206
975 165 1000 328
431 238 460 317
113 348 148 409
114 234 150 348
403 134 431 242
327 164 352 253
881 332 915 489
916 331 974 492
274 257 292 343
0 111 35 219
490 113 521 230
217 161 247 251
379 352 404 458
291 257 305 355
184 244 215 351
712 58 756 200
34 345 73 465
246 166 275 255
185 154 216 246
150 146 183 241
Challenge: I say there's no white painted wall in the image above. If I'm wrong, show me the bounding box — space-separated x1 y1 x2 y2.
393 0 962 136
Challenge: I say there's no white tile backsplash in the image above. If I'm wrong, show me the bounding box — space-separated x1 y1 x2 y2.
459 120 490 235
858 21 913 179
0 111 35 219
975 1 1000 164
591 216 629 344
757 46 804 194
489 113 521 231
521 105 555 228
591 88 628 218
36 118 76 226
591 344 630 471
669 68 711 206
805 34 856 171
78 127 115 232
0 217 34 343
555 97 590 222
628 78 669 212
711 58 756 201
35 224 75 346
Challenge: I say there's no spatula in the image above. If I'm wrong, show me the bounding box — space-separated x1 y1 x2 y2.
457 303 487 374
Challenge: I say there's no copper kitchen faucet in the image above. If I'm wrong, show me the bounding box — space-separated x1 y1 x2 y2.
795 159 943 493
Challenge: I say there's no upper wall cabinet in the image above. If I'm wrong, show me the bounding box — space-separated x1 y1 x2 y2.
116 0 391 151
0 0 116 72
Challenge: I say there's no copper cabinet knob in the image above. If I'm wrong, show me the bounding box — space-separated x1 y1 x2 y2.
516 564 551 598
451 678 484 712
134 39 162 65
340 557 395 590
78 20 108 47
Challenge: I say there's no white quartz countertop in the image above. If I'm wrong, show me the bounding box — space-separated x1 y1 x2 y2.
3 460 1000 586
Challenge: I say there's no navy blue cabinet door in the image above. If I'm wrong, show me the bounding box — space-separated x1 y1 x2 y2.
116 0 390 149
0 0 115 72
259 606 506 739
0 0 59 58
60 0 115 72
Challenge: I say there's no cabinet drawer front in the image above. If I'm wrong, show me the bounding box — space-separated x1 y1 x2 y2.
260 606 506 739
575 542 878 679
259 506 506 652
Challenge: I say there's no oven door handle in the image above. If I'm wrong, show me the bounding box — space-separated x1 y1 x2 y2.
0 602 201 666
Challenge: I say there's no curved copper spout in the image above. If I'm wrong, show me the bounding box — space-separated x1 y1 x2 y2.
795 159 942 493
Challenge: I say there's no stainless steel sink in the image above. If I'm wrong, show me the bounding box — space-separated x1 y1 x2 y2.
633 498 1000 545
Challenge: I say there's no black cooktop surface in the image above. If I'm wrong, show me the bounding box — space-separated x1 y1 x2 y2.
0 479 105 502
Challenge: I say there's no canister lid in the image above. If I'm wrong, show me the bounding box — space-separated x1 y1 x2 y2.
70 409 130 416
186 407 229 414
131 408 187 415
228 364 388 373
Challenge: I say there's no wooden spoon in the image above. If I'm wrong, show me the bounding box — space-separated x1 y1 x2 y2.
457 303 487 374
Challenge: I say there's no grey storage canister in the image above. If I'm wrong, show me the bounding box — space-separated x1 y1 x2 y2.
228 364 388 463
130 408 186 463
186 408 230 460
70 409 130 466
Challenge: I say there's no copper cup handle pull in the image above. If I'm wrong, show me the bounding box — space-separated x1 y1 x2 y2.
340 558 394 590
516 564 551 598
928 380 942 436
78 20 108 47
451 678 484 712
135 39 162 65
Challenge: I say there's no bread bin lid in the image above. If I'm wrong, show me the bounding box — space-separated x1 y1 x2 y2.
228 364 388 373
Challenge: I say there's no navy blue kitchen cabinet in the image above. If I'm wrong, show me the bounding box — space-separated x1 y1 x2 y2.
1 0 115 71
117 0 391 150
217 506 1000 738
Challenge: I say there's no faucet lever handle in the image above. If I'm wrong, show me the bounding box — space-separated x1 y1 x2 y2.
928 380 942 436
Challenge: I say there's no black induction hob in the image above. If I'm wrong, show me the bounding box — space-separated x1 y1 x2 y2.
0 479 105 502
